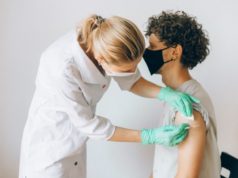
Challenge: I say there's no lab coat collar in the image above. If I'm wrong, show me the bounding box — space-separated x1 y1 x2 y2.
71 31 109 84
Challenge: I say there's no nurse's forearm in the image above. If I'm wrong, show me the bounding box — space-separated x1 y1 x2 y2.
108 127 141 142
130 77 161 98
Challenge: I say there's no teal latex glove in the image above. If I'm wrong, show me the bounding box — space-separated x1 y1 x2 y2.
141 123 189 146
157 87 200 117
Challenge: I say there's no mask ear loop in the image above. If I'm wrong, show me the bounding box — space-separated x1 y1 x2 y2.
164 58 175 64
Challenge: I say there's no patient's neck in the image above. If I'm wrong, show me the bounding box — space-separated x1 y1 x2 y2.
162 67 192 90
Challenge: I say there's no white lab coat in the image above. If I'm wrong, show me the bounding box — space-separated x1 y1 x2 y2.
19 30 141 178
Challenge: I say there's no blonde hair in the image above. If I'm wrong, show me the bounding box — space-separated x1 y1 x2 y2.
77 15 145 64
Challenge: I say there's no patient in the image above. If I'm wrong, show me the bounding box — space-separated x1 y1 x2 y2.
143 11 221 178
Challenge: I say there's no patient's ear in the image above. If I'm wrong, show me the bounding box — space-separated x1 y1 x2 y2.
172 44 183 61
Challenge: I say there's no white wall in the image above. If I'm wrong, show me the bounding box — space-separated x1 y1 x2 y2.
1 0 238 178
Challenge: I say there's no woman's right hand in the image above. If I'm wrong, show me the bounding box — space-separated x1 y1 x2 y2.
141 123 189 146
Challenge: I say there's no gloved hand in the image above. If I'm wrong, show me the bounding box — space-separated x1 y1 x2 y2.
157 87 200 117
141 123 189 146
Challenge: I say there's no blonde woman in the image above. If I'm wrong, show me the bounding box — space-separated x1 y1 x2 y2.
19 15 198 178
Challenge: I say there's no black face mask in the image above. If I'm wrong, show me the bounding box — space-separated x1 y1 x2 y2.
143 47 174 75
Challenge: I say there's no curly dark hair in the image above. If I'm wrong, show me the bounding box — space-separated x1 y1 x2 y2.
145 11 210 69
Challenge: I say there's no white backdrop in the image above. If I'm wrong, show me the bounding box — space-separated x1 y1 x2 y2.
1 0 238 178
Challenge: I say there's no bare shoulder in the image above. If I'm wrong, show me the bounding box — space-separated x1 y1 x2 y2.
175 110 206 130
174 110 207 178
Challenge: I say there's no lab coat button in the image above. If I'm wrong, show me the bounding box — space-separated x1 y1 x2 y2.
74 161 78 166
102 84 106 89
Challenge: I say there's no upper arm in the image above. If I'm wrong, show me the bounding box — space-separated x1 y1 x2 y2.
129 77 162 98
175 110 206 178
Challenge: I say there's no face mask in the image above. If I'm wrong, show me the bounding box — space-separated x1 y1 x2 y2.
143 47 174 75
101 62 137 77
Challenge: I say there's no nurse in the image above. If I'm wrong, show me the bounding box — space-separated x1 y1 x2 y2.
19 15 198 178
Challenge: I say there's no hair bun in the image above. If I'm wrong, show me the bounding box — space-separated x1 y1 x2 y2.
93 15 105 27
